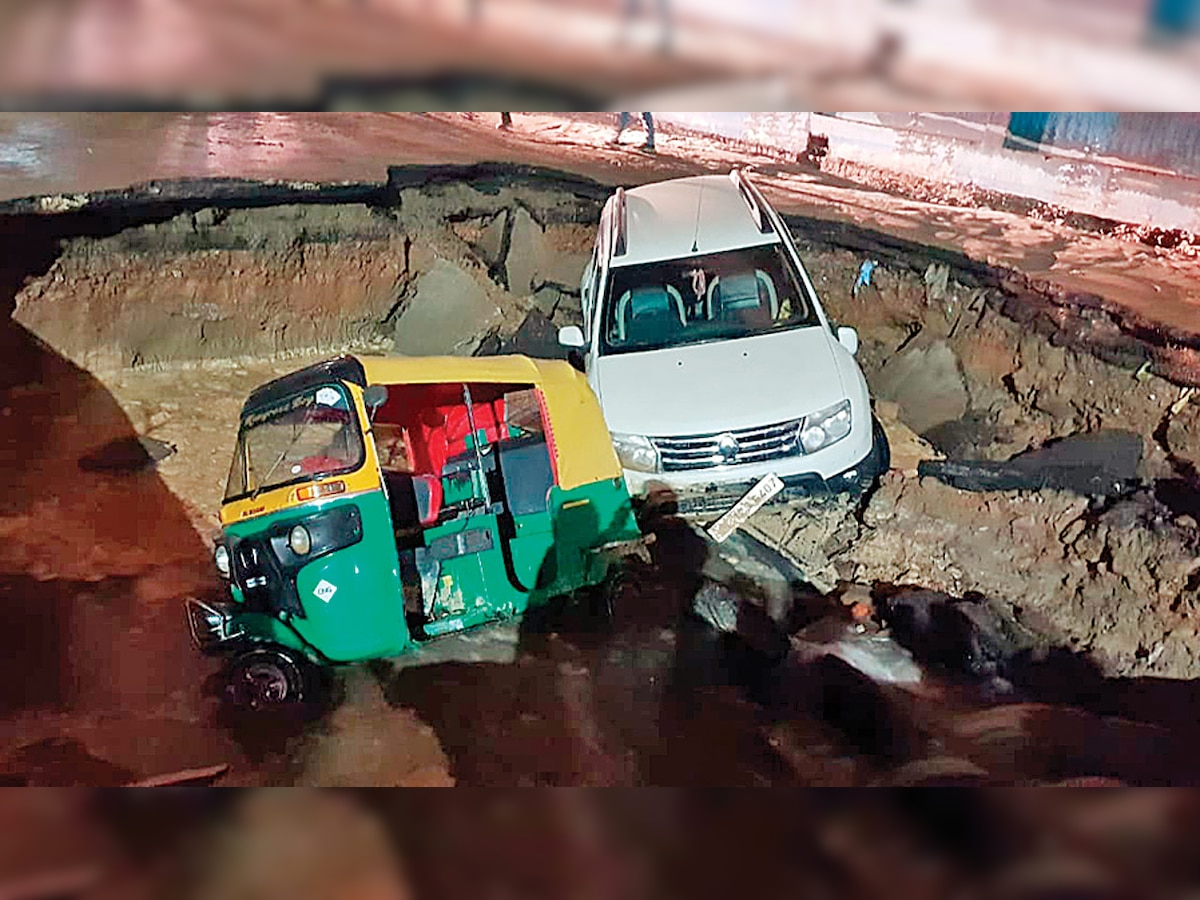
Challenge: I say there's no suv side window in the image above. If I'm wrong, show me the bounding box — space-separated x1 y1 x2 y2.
581 252 596 333
582 217 607 341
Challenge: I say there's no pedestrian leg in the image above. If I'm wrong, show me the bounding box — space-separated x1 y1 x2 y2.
656 0 672 52
612 112 631 145
641 112 656 152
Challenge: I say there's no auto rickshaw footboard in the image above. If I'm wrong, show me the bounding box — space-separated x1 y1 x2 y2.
185 597 246 651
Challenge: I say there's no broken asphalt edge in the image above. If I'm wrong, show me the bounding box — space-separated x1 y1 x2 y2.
3 160 1199 386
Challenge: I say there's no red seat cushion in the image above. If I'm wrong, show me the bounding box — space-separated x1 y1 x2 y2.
412 474 443 526
298 455 345 475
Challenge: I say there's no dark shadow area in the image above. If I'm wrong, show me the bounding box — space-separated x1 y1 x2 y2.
0 211 226 780
1154 475 1200 519
0 178 388 217
875 582 1200 785
373 501 806 786
385 161 614 204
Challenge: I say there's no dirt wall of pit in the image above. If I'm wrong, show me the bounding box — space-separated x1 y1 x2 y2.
10 164 1200 684
13 176 600 371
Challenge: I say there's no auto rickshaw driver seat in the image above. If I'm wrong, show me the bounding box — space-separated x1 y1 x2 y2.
412 474 442 526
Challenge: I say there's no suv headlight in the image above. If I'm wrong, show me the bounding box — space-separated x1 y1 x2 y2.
799 399 853 454
611 432 660 473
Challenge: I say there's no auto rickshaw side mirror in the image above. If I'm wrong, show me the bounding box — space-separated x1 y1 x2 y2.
363 384 389 417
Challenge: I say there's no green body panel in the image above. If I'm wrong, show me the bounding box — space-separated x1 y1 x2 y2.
547 476 641 589
222 490 411 663
508 511 554 589
411 475 639 634
423 513 523 622
218 474 640 664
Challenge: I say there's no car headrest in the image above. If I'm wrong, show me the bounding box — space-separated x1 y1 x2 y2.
628 285 676 318
716 272 762 310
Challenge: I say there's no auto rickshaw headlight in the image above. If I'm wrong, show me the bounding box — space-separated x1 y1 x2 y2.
288 524 312 556
214 544 231 579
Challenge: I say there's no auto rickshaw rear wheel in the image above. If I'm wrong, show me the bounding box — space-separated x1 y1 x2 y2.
225 646 310 711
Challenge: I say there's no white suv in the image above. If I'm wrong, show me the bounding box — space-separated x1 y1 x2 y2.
559 170 888 513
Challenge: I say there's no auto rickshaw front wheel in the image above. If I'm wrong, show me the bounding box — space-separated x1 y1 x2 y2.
224 646 313 711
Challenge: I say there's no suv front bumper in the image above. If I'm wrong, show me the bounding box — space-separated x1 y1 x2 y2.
671 469 860 516
640 432 887 517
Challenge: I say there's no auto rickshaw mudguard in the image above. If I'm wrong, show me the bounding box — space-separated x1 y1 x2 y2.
220 489 411 663
546 476 642 591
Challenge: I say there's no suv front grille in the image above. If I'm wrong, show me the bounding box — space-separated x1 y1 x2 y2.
653 417 803 472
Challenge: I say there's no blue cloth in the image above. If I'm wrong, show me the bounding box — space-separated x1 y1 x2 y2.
854 259 878 293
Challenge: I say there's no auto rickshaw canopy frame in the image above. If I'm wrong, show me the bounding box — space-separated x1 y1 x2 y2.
357 354 623 493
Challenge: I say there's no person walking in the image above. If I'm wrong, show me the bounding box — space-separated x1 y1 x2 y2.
612 112 655 153
498 112 513 130
619 0 672 53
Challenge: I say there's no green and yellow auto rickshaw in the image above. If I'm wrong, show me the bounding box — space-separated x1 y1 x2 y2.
187 354 648 708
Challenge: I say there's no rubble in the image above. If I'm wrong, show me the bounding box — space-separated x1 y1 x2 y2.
875 342 969 435
873 400 941 475
393 259 500 357
917 430 1143 497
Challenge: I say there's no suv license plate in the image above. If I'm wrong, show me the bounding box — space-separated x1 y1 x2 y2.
706 473 785 543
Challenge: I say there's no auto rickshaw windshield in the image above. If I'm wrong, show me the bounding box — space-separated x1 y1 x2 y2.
224 383 365 501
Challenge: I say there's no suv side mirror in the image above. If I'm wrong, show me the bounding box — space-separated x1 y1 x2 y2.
837 326 859 356
558 325 587 349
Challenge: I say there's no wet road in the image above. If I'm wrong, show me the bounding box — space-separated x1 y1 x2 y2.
2 111 1199 351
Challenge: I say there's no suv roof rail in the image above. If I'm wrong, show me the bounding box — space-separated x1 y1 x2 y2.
729 169 774 235
612 187 628 257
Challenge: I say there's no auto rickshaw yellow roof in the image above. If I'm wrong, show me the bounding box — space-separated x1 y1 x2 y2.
358 354 553 386
355 353 622 492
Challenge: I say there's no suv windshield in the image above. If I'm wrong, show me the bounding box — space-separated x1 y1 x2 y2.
225 383 364 501
599 243 821 356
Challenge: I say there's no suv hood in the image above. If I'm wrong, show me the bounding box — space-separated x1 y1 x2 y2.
595 327 847 437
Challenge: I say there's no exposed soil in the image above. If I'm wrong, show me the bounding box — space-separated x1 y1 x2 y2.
6 153 1200 788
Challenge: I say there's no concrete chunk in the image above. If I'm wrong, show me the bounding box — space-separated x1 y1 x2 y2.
394 260 500 356
876 342 969 435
